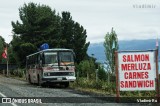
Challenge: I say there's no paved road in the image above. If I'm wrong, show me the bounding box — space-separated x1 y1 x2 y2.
0 75 157 106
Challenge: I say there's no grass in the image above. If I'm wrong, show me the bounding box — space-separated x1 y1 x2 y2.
70 78 157 97
70 83 115 97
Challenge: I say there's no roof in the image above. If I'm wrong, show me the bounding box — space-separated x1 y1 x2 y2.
26 48 73 57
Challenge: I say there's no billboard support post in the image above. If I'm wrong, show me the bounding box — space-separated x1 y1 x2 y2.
115 51 120 103
155 48 159 102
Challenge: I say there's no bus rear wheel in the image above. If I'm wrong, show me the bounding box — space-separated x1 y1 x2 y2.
28 75 32 84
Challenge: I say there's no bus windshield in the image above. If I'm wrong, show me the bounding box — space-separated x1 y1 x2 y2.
44 52 58 65
59 52 74 66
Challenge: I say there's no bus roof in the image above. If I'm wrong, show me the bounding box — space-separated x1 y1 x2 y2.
26 48 74 57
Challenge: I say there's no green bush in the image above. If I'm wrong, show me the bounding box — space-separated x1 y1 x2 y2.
74 78 116 92
77 59 96 80
92 80 103 89
9 69 14 75
120 91 156 97
73 77 157 97
102 82 116 93
12 69 25 78
97 66 107 81
18 69 25 78
13 69 18 76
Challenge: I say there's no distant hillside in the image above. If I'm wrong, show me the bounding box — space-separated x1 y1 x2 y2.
88 39 160 63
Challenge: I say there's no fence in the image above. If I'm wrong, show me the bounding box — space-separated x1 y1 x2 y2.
0 64 17 71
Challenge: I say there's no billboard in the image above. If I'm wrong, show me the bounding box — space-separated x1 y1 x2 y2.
118 51 156 91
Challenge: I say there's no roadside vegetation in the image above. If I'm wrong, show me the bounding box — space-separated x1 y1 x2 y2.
71 60 156 97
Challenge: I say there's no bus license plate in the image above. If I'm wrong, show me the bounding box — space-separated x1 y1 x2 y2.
57 78 62 81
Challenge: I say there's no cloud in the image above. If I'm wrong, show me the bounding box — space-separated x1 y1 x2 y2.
0 0 160 43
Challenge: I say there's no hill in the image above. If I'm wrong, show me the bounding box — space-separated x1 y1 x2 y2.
88 39 160 63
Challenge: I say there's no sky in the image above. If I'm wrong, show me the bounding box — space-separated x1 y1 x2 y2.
0 0 160 43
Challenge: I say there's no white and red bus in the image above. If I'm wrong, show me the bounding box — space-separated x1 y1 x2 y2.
26 49 76 87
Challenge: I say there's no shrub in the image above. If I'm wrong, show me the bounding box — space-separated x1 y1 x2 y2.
97 66 107 81
12 69 25 78
9 69 14 75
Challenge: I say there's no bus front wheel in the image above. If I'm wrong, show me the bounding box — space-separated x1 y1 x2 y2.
64 82 69 88
37 75 45 87
37 75 42 86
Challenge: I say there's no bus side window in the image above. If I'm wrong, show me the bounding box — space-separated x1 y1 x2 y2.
42 53 45 64
38 54 41 67
40 53 44 66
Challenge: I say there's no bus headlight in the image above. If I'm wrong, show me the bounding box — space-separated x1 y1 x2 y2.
48 73 50 76
69 72 74 76
44 73 47 76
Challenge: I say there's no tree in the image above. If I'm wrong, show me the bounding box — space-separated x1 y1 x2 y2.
8 45 16 64
79 59 95 80
0 36 5 63
11 2 61 48
17 43 37 67
61 12 90 63
60 12 74 48
10 35 37 67
10 35 24 65
0 36 5 55
104 28 118 75
98 65 107 81
11 2 61 67
11 3 90 67
73 22 90 63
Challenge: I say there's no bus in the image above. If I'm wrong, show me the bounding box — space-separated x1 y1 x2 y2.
26 49 76 87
